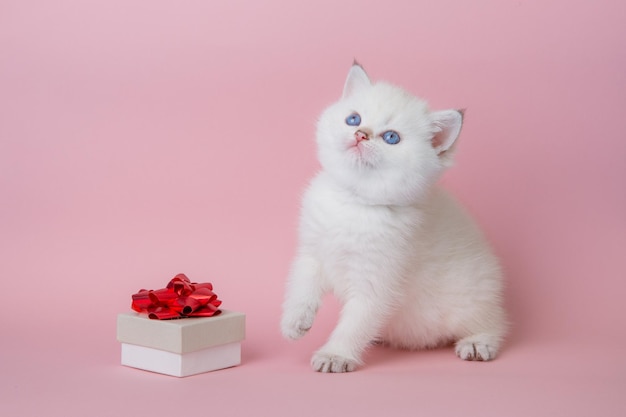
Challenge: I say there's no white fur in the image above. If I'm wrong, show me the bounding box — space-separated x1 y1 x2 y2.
281 64 507 372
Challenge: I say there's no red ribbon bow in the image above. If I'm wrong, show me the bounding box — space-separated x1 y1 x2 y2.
131 274 222 320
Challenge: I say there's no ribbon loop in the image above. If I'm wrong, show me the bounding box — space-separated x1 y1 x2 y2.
131 274 222 320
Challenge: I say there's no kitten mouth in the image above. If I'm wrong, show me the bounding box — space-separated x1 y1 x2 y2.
349 140 364 154
349 136 367 150
347 140 373 166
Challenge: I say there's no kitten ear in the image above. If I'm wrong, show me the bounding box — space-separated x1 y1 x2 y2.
342 61 372 99
430 109 464 156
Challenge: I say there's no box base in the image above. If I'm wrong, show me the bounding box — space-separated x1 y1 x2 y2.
121 342 241 377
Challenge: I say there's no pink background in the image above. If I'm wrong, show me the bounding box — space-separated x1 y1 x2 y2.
1 0 625 415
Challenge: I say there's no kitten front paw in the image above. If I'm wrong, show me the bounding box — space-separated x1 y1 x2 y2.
311 351 359 373
455 337 498 361
281 307 315 340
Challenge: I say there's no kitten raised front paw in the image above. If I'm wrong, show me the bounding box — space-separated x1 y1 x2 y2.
281 307 315 340
311 351 359 373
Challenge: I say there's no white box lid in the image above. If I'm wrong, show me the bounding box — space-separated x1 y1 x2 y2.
117 310 245 354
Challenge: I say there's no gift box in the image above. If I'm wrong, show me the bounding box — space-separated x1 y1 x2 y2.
117 310 246 377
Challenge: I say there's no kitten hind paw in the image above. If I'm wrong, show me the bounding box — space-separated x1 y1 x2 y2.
311 351 359 373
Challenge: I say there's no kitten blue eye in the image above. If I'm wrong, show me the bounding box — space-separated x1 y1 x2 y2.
382 130 401 145
345 113 361 126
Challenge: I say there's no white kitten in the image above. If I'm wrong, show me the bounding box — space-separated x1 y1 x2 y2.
281 63 507 372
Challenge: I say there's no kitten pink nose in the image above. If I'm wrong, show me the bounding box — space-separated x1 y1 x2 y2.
355 130 369 142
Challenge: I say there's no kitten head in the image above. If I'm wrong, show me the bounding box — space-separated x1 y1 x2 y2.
316 63 463 205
